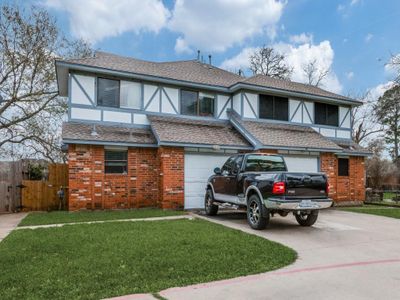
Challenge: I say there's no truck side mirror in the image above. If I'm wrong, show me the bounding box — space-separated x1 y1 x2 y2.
214 167 222 175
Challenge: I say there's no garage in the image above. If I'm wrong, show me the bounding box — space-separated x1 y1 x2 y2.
184 153 231 209
283 155 319 173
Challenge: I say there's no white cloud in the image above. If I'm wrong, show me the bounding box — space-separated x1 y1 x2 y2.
168 0 285 53
289 33 313 44
44 0 170 43
221 39 343 93
346 71 354 80
350 0 360 6
365 33 373 43
219 47 258 72
384 53 400 77
367 81 394 101
174 37 192 54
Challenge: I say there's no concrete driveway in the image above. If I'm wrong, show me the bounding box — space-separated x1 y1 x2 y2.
160 209 400 300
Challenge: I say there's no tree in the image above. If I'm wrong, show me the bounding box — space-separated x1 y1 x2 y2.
0 4 92 162
351 92 384 144
375 85 400 164
387 53 400 84
365 138 398 189
249 46 292 80
302 59 330 87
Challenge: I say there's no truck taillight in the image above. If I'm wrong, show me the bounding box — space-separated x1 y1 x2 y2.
272 181 286 195
326 182 330 194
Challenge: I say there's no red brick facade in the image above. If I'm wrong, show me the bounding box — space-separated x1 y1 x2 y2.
320 153 365 205
68 144 366 210
68 144 185 211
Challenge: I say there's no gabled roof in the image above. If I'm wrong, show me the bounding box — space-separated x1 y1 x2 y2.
229 112 342 152
56 51 362 105
148 115 251 149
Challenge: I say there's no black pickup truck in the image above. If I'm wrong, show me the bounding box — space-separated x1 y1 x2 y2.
205 153 332 230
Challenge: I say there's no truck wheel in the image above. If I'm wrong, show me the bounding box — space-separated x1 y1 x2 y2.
295 211 319 226
205 189 218 216
247 194 269 230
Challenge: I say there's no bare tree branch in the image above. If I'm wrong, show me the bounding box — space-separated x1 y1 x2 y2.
249 46 292 80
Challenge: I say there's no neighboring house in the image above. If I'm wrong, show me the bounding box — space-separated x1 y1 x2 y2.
55 51 370 210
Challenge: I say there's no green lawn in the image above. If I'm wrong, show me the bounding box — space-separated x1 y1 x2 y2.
0 219 296 300
341 206 400 219
19 208 185 226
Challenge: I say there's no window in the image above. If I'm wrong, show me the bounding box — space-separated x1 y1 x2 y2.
105 150 128 174
244 155 286 172
338 158 349 176
259 95 288 121
97 78 120 107
315 102 339 126
232 155 244 174
180 90 214 117
120 81 141 109
221 156 235 174
97 78 141 109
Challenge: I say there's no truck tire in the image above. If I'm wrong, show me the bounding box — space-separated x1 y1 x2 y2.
247 194 269 230
295 211 319 226
205 189 218 216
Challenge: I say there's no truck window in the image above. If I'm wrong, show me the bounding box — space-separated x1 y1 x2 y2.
244 155 286 172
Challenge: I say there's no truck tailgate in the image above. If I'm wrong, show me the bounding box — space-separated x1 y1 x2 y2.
284 173 328 198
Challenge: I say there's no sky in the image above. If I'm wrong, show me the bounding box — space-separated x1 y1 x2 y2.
10 0 400 99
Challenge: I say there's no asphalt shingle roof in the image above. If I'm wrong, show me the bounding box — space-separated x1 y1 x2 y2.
148 115 251 148
60 51 356 103
231 114 342 151
241 74 351 101
65 51 242 88
62 122 156 145
333 139 371 155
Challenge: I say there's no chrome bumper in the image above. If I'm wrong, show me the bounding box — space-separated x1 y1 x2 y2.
264 198 333 211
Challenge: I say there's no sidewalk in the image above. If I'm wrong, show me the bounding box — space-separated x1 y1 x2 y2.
0 213 28 242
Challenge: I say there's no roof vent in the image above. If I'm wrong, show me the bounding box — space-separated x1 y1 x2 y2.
91 125 99 136
208 55 212 65
197 50 200 61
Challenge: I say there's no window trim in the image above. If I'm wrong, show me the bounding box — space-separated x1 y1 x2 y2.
180 89 216 117
314 102 339 127
104 149 128 174
258 94 289 121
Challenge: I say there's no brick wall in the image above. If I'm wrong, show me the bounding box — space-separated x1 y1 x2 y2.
68 145 161 211
158 147 184 209
320 153 365 205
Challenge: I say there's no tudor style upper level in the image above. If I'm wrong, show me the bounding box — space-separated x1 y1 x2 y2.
56 51 362 140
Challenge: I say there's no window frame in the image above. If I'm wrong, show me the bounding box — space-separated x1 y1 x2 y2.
314 102 339 127
96 77 121 108
180 89 215 117
338 158 349 177
104 149 128 174
258 94 289 121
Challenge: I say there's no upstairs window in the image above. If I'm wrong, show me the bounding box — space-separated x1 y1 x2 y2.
97 77 141 109
180 90 214 117
105 150 128 174
315 102 339 126
338 158 349 176
97 78 119 107
259 95 288 121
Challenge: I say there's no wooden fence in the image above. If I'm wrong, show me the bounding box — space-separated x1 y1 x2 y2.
0 161 23 213
22 164 68 211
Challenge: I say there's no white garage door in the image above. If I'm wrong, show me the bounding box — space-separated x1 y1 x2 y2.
184 153 231 209
283 156 319 173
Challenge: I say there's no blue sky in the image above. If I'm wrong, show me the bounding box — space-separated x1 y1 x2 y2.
13 0 400 98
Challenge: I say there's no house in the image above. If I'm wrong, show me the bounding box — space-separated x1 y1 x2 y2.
55 51 370 211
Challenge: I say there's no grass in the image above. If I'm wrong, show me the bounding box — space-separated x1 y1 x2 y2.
341 205 400 219
0 219 296 300
19 208 186 226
